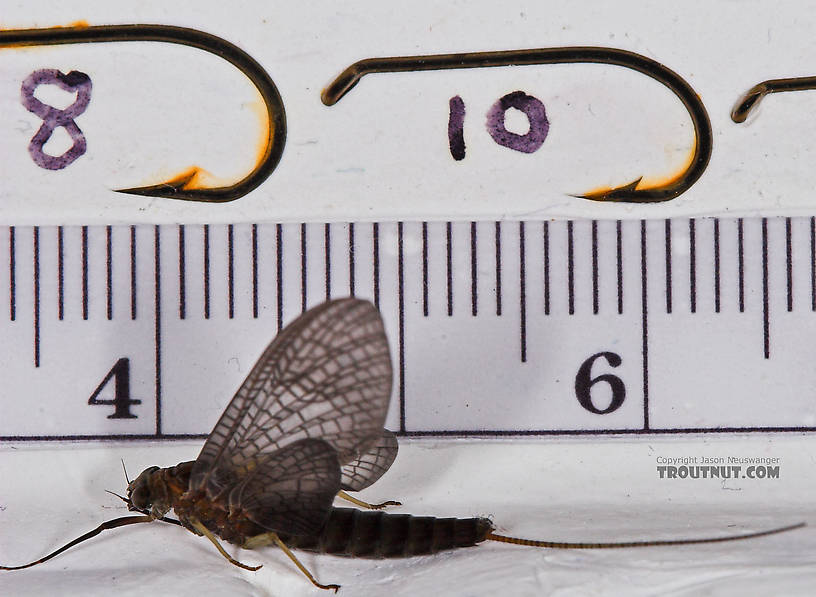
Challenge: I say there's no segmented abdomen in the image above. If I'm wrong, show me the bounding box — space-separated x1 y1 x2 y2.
281 508 493 558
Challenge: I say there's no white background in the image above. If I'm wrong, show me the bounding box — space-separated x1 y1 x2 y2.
2 1 816 596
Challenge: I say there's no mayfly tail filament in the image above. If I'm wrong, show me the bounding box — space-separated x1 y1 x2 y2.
485 522 806 549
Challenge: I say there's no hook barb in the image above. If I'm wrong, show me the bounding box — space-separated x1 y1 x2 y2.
323 47 711 203
0 24 286 202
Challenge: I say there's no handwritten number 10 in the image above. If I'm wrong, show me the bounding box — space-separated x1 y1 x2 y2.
20 69 92 170
448 91 550 160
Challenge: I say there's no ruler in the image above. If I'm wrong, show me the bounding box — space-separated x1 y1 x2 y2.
1 217 815 441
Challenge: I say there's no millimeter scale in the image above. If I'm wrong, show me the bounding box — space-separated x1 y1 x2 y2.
1 216 814 442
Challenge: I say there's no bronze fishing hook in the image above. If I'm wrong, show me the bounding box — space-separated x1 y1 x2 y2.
1 23 286 202
323 48 711 203
732 76 816 123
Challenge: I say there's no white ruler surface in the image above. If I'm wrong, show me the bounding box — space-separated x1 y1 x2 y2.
1 217 815 441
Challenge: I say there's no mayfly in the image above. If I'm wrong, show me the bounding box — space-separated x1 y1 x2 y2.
0 298 805 591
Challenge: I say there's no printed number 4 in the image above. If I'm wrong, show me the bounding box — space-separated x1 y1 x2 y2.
88 358 142 419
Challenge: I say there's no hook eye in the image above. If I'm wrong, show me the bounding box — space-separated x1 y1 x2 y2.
732 76 816 123
323 47 711 203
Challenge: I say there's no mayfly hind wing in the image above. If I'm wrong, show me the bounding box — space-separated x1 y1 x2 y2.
226 438 342 535
189 298 393 512
340 429 398 492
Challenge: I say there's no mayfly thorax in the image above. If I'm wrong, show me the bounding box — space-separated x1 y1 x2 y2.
0 298 805 591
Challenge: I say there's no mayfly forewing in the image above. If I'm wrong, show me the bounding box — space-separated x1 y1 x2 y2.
340 429 399 492
227 438 342 535
189 298 393 501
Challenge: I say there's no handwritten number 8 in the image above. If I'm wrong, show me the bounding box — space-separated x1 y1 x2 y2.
20 69 92 170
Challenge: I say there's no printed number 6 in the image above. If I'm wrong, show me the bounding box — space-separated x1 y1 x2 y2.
574 352 626 415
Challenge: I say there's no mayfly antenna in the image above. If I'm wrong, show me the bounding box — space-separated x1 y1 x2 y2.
0 516 153 571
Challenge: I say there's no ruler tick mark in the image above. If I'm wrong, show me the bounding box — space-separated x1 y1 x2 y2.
786 217 793 312
738 218 745 312
446 222 452 316
9 226 16 321
252 224 258 318
373 222 380 310
592 220 599 315
33 227 40 367
641 220 649 431
664 219 672 314
178 225 186 320
762 218 770 359
495 221 502 316
81 226 88 321
348 223 355 297
543 221 550 315
324 223 331 301
154 225 162 436
714 219 721 313
811 217 815 312
616 220 623 315
567 220 575 315
203 225 210 320
422 222 429 316
689 219 697 314
106 226 113 321
228 224 235 319
398 222 406 433
276 223 283 332
57 226 64 320
300 223 307 313
130 226 137 320
519 221 527 363
471 222 477 316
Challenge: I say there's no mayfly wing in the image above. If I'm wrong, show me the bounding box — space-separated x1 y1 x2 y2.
226 438 342 535
340 429 398 491
189 298 393 532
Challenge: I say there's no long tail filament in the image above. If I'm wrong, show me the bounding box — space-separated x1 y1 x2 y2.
486 522 805 549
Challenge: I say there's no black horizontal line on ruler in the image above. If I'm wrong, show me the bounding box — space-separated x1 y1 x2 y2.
3 426 815 443
400 426 816 436
0 434 209 442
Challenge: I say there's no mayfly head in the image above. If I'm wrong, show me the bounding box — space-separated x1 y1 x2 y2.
126 466 161 512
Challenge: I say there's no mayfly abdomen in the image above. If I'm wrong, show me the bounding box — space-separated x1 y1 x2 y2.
281 508 494 558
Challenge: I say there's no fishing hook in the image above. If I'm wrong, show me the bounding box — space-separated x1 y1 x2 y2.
322 48 711 203
0 24 286 202
732 76 816 123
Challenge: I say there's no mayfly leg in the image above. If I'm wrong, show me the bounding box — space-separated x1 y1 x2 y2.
336 490 401 510
268 532 340 593
188 519 261 571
